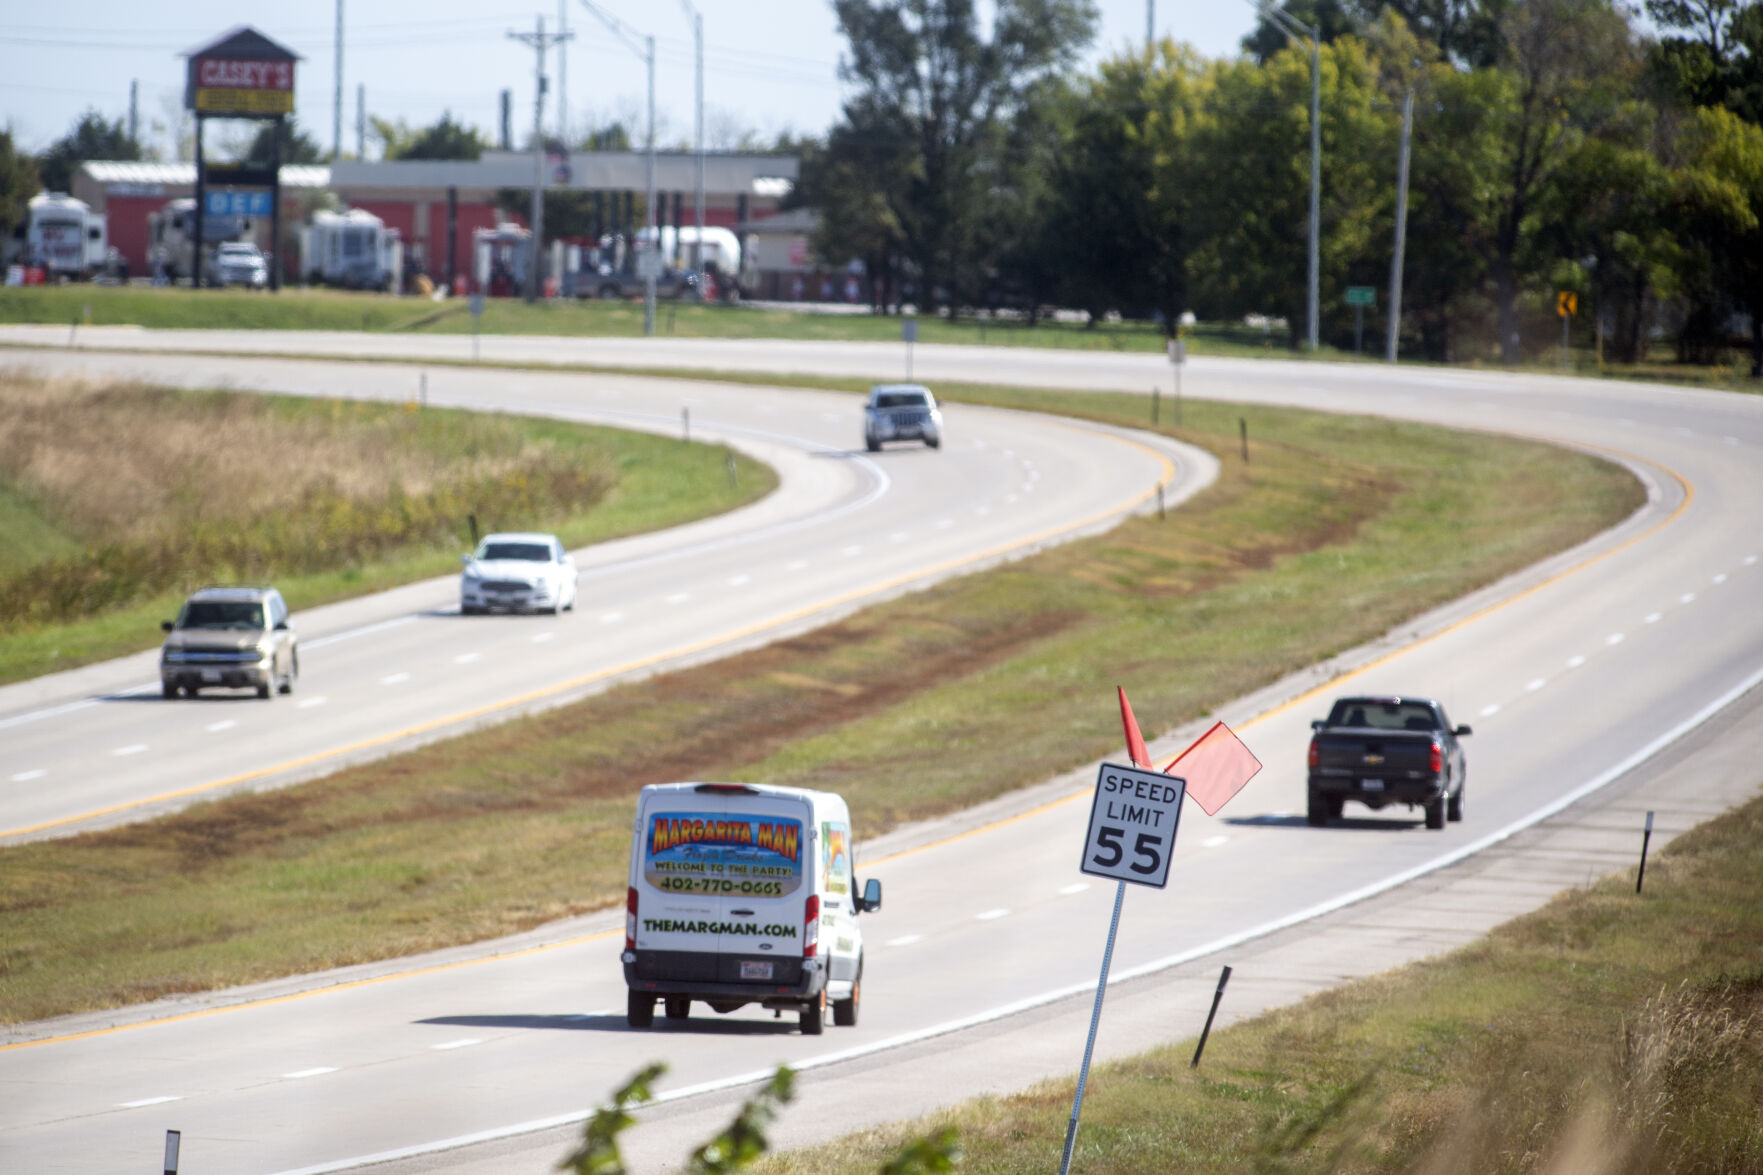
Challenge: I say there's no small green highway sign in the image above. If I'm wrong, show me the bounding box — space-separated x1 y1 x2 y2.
1345 286 1376 307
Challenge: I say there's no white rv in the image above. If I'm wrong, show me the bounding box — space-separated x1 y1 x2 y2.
7 192 109 280
623 782 881 1034
302 209 400 290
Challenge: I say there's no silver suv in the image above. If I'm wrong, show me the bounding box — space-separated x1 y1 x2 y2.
863 384 943 451
160 586 298 699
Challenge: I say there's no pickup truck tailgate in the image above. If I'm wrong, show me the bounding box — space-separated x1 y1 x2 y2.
1312 730 1436 780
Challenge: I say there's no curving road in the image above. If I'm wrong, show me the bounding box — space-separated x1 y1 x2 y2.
1 329 1760 1175
0 349 1201 842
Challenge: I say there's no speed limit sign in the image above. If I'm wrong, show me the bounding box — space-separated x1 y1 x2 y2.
1079 762 1186 888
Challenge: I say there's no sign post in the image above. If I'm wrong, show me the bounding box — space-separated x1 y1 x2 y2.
1058 761 1187 1175
902 317 919 381
1557 290 1578 369
1165 337 1187 427
1345 286 1376 355
470 293 485 362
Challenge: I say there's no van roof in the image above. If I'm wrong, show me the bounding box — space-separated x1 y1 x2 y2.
639 781 845 807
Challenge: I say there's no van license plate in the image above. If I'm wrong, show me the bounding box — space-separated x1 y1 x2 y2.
1362 778 1383 791
740 961 773 980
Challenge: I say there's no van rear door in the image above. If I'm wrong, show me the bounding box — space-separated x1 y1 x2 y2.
638 788 811 985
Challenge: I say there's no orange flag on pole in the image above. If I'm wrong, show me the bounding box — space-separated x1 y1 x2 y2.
1165 720 1263 816
1117 686 1152 768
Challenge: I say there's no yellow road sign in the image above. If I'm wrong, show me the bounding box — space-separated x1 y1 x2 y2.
1557 291 1578 318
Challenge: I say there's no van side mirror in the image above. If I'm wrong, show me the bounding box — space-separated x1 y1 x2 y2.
858 878 882 913
1454 724 1472 736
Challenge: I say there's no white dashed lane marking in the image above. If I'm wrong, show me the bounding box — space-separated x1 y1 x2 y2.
1713 573 1727 585
454 653 480 664
206 720 236 732
727 574 751 587
297 697 328 709
431 1038 482 1051
118 1096 181 1109
1644 612 1661 624
975 908 1010 921
11 769 47 782
1201 835 1230 848
886 934 923 947
1680 593 1695 604
841 545 862 557
283 1067 338 1079
1566 655 1585 668
937 519 954 529
113 744 147 757
600 613 623 625
381 673 410 686
531 632 555 644
1058 883 1089 895
1479 704 1500 717
1745 555 1758 566
664 593 690 604
1525 679 1546 692
1607 633 1625 646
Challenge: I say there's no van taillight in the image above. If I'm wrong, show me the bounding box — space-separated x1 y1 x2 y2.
625 886 638 951
1429 741 1443 773
803 894 820 958
1307 738 1320 769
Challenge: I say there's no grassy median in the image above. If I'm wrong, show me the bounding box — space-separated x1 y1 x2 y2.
759 785 1763 1175
0 370 775 684
0 384 1644 1025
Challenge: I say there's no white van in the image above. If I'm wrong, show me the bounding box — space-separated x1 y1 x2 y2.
622 782 882 1034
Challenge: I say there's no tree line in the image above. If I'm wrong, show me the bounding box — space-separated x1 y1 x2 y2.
796 0 1763 371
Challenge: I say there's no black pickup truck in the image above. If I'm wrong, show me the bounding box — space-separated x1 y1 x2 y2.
1307 695 1470 830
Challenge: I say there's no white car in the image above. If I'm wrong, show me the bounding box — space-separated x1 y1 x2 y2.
459 532 578 615
863 384 943 451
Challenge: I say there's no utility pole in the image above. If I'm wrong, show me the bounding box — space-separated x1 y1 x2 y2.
508 16 572 304
1147 0 1154 49
1254 1 1320 352
499 89 512 151
680 0 704 277
332 0 343 161
1386 87 1413 363
128 80 138 145
356 83 365 159
557 0 568 149
578 0 658 335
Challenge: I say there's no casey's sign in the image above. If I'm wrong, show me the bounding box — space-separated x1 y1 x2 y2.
193 57 294 114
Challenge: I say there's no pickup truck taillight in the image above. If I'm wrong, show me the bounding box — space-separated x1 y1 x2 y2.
803 894 820 958
1307 738 1320 769
625 886 638 951
1429 740 1443 773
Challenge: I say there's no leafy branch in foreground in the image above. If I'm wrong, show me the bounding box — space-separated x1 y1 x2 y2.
558 1063 959 1174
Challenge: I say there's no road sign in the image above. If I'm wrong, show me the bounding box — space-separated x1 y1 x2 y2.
469 293 485 318
1079 762 1186 888
636 251 662 279
1557 290 1578 317
901 318 919 344
1167 338 1187 365
204 190 271 217
1345 285 1376 307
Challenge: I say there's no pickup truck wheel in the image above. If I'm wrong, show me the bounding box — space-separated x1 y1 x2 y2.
800 991 825 1035
597 284 620 300
1424 795 1447 830
663 996 690 1021
1306 789 1329 827
1447 783 1464 822
833 977 861 1027
627 991 655 1028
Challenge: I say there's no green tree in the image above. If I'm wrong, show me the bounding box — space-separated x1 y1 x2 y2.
0 127 39 245
373 111 486 161
795 111 912 309
1646 0 1763 123
827 0 1099 313
1246 0 1508 68
242 118 325 168
1678 104 1763 372
36 109 141 193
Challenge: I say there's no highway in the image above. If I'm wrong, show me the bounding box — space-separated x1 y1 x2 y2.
0 329 1759 1175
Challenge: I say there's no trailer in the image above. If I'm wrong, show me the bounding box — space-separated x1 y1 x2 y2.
301 209 401 291
5 192 110 281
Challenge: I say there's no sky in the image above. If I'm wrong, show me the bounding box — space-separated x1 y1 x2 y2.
2 0 1263 160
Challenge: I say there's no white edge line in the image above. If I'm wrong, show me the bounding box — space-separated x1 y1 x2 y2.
260 660 1763 1175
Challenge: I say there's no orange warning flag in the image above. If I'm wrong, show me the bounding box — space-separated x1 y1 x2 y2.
1165 721 1263 816
1117 686 1152 768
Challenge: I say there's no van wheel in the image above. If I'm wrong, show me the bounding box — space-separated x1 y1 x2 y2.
833 978 860 1027
800 991 825 1036
627 991 655 1028
162 681 178 700
257 681 273 700
664 996 690 1021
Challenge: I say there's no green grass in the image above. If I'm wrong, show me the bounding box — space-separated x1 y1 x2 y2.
0 374 775 684
0 388 1642 1025
758 786 1763 1175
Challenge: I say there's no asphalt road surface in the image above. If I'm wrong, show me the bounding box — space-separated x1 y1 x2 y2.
1 329 1759 1175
